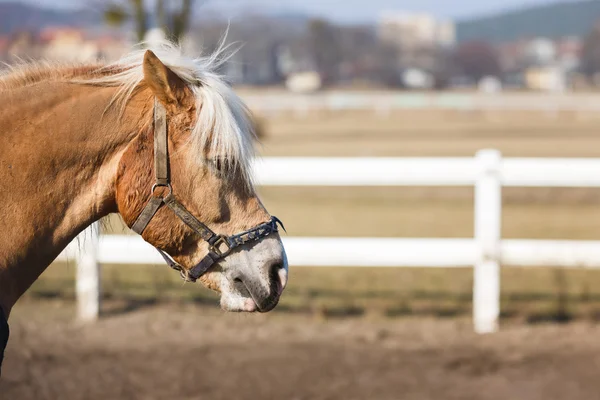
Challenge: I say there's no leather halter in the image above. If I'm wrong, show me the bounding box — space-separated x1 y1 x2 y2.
130 99 283 282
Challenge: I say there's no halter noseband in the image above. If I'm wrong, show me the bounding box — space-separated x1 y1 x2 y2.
130 99 283 282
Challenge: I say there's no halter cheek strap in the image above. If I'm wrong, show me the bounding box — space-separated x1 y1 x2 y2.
130 99 283 282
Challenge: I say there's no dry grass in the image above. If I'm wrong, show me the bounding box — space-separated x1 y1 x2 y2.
258 109 600 157
30 107 600 321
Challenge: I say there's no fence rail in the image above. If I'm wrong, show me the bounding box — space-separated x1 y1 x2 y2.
59 236 600 268
60 150 600 333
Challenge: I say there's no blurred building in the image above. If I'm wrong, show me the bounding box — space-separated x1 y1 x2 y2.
2 31 44 62
285 71 322 93
496 36 582 90
378 12 456 50
0 27 129 65
41 28 99 62
377 11 455 80
497 39 529 72
525 66 566 92
524 38 557 67
555 36 582 73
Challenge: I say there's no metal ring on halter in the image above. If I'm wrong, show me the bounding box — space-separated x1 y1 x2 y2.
151 183 173 197
210 235 232 257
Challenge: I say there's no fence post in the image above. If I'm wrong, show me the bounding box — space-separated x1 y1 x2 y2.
474 149 502 334
76 222 101 322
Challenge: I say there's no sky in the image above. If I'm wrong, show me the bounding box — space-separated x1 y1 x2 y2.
2 0 576 22
209 0 566 21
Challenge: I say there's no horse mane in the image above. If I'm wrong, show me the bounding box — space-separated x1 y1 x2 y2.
0 62 103 90
0 41 256 183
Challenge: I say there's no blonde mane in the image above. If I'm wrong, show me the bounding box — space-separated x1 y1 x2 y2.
1 41 256 182
0 62 102 90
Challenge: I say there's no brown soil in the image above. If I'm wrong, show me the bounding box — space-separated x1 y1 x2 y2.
3 300 600 400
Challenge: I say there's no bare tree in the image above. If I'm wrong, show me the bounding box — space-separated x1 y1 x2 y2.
581 21 600 78
454 41 501 81
372 42 402 87
308 18 341 82
431 47 457 89
103 0 194 43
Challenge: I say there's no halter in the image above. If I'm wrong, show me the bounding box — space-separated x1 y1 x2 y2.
130 99 283 282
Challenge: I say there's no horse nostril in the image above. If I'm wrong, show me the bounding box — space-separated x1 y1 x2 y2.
232 276 250 297
269 262 282 281
269 262 287 294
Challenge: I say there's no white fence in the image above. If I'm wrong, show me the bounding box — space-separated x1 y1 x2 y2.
58 150 600 333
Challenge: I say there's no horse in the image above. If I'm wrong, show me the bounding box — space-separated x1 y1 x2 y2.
0 42 288 373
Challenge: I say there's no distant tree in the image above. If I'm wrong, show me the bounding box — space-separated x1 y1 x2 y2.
337 25 377 64
431 47 457 89
581 22 600 77
308 18 341 82
103 0 194 43
454 41 501 82
372 42 402 87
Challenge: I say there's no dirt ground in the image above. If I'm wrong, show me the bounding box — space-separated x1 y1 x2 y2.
3 300 600 400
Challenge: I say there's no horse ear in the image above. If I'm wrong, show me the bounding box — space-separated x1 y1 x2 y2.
143 50 178 105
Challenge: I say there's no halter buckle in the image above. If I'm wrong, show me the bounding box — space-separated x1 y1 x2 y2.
151 183 173 198
210 235 231 257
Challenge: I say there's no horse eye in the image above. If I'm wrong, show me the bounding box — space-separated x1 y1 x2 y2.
212 157 229 173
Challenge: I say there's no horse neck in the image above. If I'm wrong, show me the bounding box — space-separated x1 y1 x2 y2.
0 81 150 314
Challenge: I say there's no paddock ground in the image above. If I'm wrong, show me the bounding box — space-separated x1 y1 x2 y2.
3 299 600 400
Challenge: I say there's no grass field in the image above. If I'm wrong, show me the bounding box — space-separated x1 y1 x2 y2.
28 108 600 323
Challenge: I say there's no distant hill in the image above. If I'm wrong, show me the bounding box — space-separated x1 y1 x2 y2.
457 0 600 43
0 2 101 35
